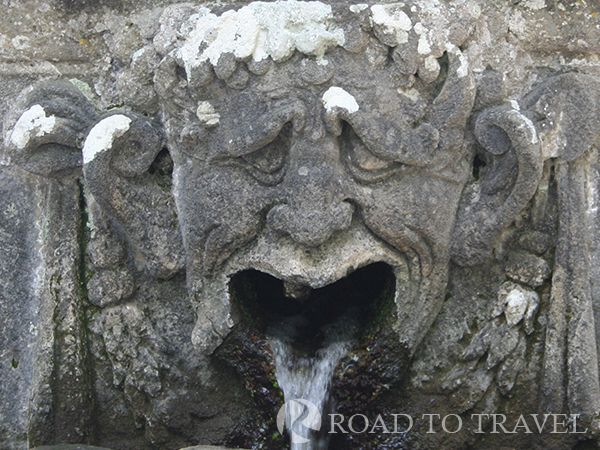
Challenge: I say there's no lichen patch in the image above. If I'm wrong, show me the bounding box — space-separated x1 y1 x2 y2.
322 87 360 113
371 4 413 45
82 115 132 164
10 104 56 150
177 0 345 80
196 101 220 127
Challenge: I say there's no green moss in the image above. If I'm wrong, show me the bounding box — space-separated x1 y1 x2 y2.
361 273 396 340
228 273 264 331
106 102 125 110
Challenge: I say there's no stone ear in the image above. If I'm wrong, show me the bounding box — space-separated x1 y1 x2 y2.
451 107 543 266
4 80 98 177
83 112 185 279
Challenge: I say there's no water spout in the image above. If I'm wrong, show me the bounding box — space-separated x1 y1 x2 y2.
268 313 359 450
227 262 396 449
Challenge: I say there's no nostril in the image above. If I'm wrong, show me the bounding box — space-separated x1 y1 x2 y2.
266 203 290 231
336 201 355 229
331 200 354 233
266 201 354 246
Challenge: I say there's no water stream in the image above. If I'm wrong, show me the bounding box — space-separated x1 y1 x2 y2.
230 264 394 448
267 312 360 450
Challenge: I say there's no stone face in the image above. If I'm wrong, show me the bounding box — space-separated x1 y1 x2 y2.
2 1 600 450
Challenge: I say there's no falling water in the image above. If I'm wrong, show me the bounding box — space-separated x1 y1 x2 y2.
268 312 359 450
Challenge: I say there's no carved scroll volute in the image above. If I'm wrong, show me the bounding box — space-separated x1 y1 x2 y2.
522 73 600 162
4 80 97 176
3 80 99 444
520 73 600 424
82 112 185 279
451 106 543 266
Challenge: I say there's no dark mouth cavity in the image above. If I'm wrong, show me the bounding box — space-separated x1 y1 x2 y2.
229 262 396 353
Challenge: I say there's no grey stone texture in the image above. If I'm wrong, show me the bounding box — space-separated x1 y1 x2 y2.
30 445 245 450
32 445 119 450
2 1 600 450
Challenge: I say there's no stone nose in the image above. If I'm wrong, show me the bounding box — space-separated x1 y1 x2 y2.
267 199 354 247
266 132 354 246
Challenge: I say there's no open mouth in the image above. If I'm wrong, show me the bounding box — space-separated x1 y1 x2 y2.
220 262 406 449
229 262 396 353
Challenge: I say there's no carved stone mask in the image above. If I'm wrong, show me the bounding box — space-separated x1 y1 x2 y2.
151 4 477 354
4 2 547 362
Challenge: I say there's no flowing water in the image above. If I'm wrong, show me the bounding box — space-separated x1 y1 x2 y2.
268 312 359 450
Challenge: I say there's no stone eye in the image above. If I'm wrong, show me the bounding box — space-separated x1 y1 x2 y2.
341 122 401 183
239 121 292 185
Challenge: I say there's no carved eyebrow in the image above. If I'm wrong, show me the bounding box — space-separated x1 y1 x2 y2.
341 109 439 167
260 88 295 100
211 100 306 157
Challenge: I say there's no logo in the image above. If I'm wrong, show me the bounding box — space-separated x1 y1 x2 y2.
277 399 322 444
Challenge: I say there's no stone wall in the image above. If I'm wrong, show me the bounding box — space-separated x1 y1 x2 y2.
2 1 600 449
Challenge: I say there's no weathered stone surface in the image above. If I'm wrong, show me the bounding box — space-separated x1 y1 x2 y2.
87 268 135 308
0 166 41 449
518 230 551 255
31 444 250 450
180 446 251 450
505 250 551 288
2 1 600 450
31 446 114 450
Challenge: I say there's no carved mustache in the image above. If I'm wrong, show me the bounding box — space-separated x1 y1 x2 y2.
200 205 432 285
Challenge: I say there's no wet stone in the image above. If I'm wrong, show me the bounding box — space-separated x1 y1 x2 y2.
31 446 116 450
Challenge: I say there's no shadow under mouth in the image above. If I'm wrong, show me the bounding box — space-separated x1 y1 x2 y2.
229 262 396 354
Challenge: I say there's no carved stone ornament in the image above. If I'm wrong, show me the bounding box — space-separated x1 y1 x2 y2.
2 1 600 450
